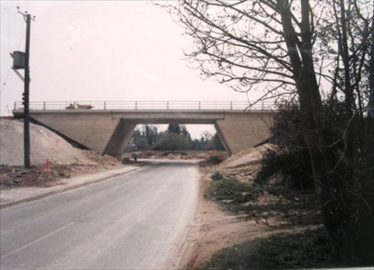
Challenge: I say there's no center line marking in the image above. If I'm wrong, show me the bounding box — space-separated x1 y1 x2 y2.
1 222 74 259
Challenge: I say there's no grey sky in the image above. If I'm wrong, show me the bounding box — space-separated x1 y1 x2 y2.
0 1 251 138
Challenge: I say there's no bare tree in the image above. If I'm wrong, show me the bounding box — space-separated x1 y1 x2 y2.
166 0 374 262
370 3 374 118
169 1 330 102
327 0 374 260
168 0 328 229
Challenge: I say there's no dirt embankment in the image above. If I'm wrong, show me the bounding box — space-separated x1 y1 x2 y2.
0 119 104 166
0 119 123 188
215 143 273 181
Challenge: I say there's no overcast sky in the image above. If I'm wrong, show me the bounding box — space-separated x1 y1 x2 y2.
0 0 252 138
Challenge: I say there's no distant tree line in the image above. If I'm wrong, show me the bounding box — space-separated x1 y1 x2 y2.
127 124 224 151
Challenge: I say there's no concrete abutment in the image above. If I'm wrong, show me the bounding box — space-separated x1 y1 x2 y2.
104 120 136 157
215 113 273 153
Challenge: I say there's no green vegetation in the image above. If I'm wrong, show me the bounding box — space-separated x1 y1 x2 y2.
153 132 192 151
256 100 374 263
202 229 335 270
205 174 261 213
207 172 320 224
255 102 314 191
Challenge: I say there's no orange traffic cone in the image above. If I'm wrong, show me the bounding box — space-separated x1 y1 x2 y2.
44 159 51 172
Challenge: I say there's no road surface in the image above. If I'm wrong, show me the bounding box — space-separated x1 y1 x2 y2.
0 161 198 269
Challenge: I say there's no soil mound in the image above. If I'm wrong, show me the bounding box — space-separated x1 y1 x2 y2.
0 119 101 166
216 144 273 181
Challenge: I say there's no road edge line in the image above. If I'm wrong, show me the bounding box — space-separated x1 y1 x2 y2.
0 166 143 209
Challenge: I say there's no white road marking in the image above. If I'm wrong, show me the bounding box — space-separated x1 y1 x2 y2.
1 222 74 259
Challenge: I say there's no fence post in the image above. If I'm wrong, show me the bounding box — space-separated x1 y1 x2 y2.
230 101 233 110
262 102 264 110
135 101 138 110
198 101 201 111
167 101 169 110
14 102 16 110
43 101 46 110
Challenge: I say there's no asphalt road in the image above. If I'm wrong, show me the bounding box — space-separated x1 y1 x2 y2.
0 160 198 270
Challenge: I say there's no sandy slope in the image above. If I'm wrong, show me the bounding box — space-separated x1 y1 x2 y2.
215 143 273 181
0 119 110 166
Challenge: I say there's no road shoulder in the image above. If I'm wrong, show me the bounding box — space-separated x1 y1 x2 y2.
175 168 268 269
0 165 142 208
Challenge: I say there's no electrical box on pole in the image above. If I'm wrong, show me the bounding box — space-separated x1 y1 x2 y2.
11 51 26 69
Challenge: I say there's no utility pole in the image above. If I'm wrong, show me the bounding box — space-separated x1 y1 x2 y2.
11 7 35 169
23 13 31 168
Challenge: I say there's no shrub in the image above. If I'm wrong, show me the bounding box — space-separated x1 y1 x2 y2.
255 101 314 191
153 132 192 150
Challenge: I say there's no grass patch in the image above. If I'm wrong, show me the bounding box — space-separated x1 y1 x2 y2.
205 174 261 213
202 228 335 270
206 172 321 226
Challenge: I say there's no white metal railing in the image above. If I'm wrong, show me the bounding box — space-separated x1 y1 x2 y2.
13 100 276 112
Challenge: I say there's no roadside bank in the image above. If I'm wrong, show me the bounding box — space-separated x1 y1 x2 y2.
0 165 142 208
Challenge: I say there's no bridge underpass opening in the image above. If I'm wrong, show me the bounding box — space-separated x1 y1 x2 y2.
107 123 228 157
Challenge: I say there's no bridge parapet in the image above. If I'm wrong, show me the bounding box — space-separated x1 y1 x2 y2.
13 100 276 112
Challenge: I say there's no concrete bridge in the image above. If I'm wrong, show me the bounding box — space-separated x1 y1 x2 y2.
12 101 275 156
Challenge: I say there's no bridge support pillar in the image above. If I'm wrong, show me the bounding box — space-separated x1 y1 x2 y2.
104 120 136 157
214 123 232 154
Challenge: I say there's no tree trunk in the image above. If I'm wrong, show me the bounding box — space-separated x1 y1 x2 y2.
278 0 346 247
